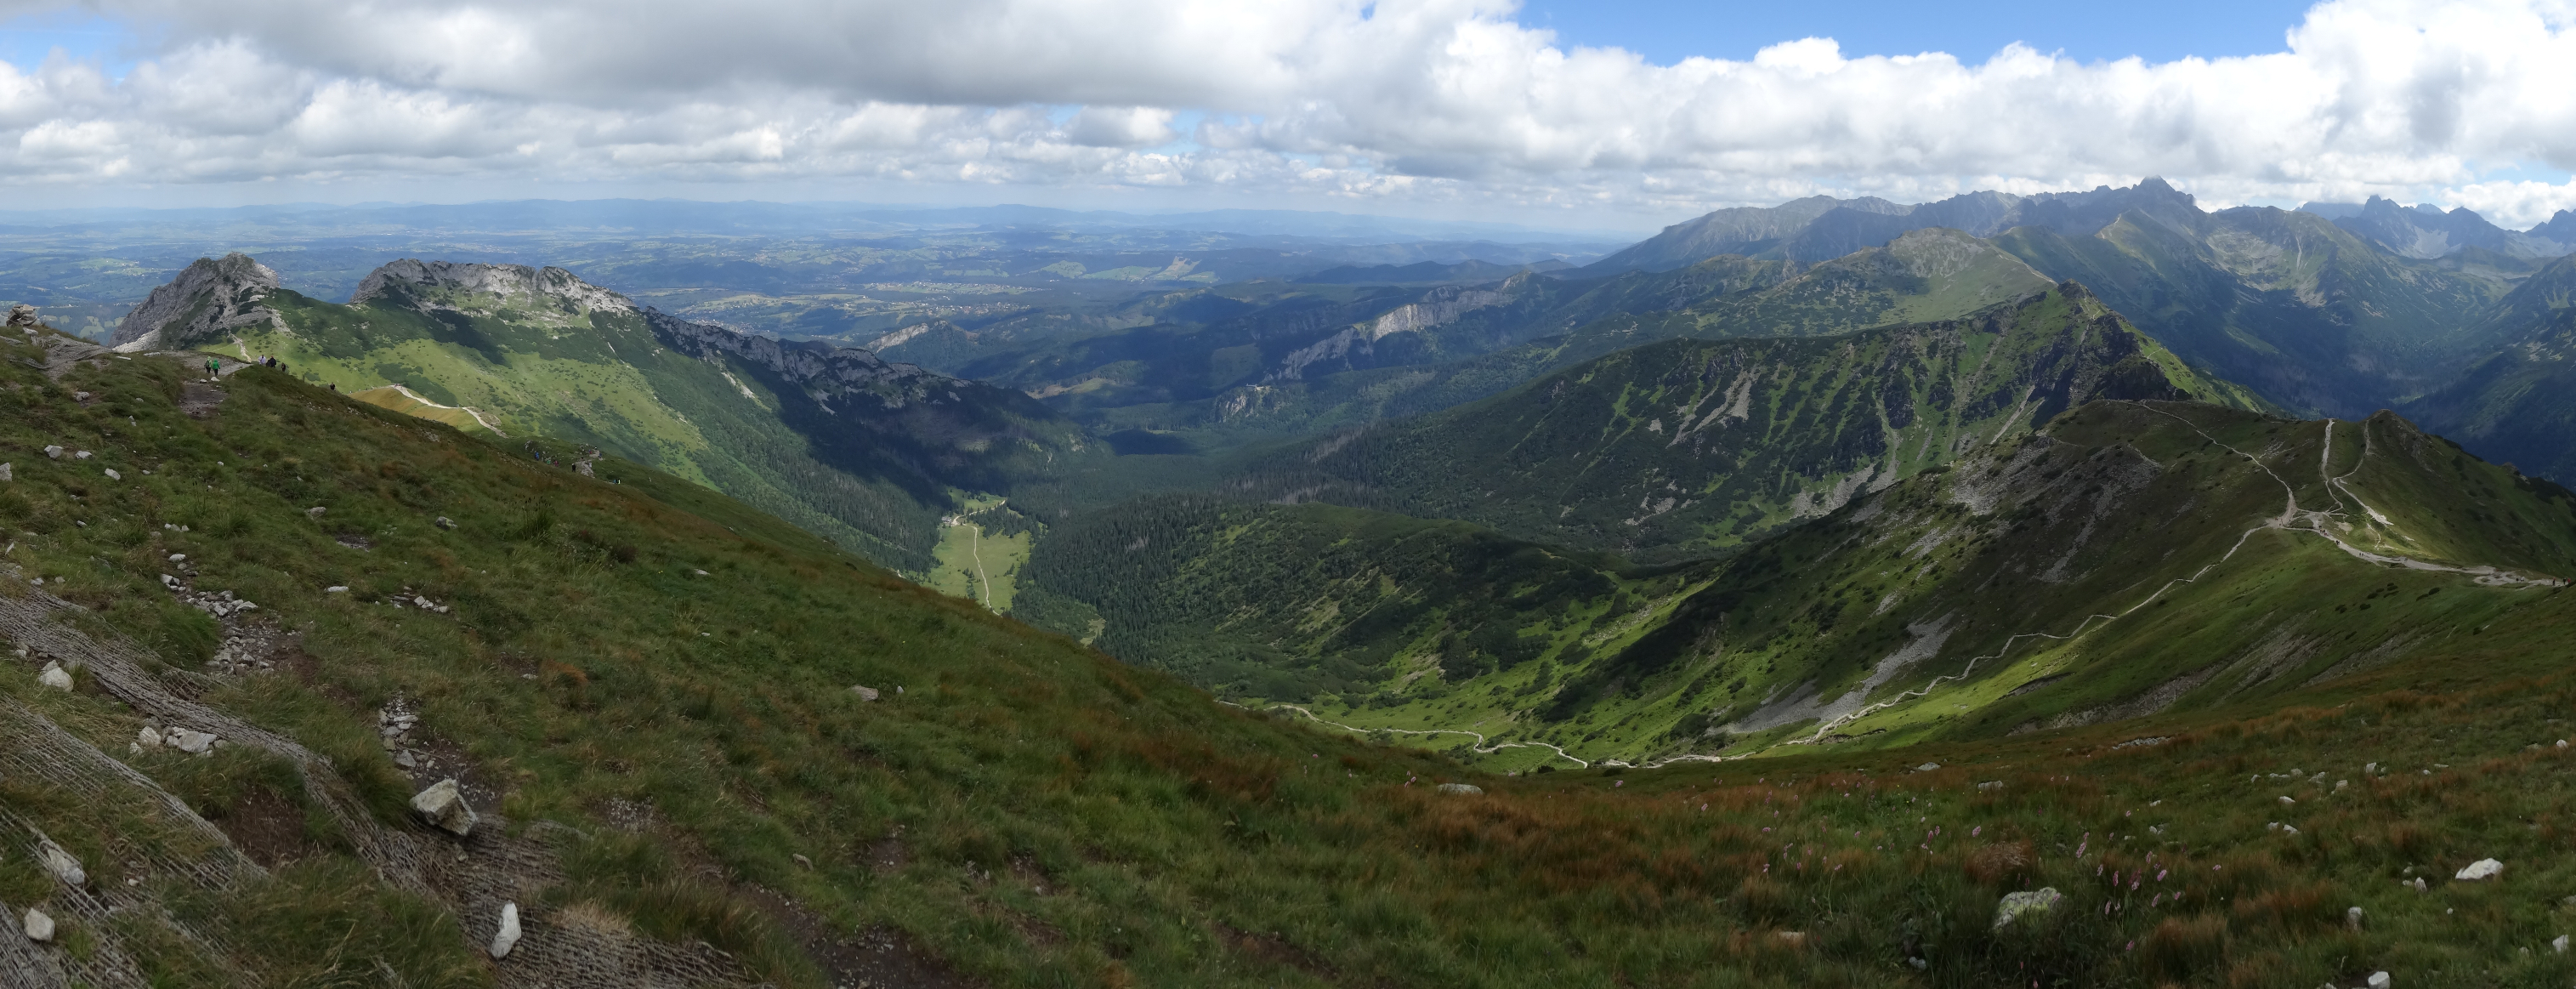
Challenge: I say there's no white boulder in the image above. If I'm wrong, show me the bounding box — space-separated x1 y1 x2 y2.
850 685 880 702
488 901 520 958
2456 858 2505 881
21 907 53 943
137 725 163 749
37 661 71 691
411 778 479 837
2367 972 2390 989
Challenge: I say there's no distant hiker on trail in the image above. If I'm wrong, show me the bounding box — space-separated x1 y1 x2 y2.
204 357 218 381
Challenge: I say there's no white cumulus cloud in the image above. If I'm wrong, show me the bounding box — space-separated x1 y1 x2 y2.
0 0 2574 225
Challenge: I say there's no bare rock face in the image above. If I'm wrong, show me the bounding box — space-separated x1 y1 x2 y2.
350 259 636 315
111 253 282 352
411 778 479 837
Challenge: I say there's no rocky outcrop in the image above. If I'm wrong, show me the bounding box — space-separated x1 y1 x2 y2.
110 253 281 352
5 304 37 328
350 259 636 314
641 308 959 412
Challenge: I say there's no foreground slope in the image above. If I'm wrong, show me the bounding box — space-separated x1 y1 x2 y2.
1231 283 2258 560
111 255 1090 574
9 323 2576 986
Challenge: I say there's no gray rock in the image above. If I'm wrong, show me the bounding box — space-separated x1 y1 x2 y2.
37 661 71 691
0 463 11 483
434 516 457 530
411 778 479 837
1436 783 1484 795
2456 858 2504 881
2367 972 2390 988
167 728 218 754
41 446 61 459
394 750 418 769
1977 780 2005 791
1992 887 2064 930
102 468 119 481
137 725 163 749
21 907 53 943
2347 906 2364 929
851 685 881 702
2554 934 2568 953
4 304 37 327
488 901 520 958
38 840 85 885
1916 762 1940 772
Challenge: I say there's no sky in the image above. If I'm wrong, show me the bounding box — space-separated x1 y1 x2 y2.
2 0 2574 230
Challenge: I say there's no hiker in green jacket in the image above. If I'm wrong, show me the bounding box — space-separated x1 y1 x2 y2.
204 357 218 381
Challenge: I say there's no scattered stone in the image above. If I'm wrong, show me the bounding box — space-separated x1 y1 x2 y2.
21 907 53 943
411 778 479 837
1977 780 2005 792
306 507 326 518
1992 887 2064 930
2347 906 2364 930
693 569 710 577
489 902 520 958
2367 972 2391 989
851 685 881 702
1436 783 1484 795
324 586 349 594
166 728 218 754
72 451 88 460
0 463 10 483
394 750 417 769
1916 763 1940 772
137 725 162 749
38 841 85 885
2554 934 2568 953
2457 858 2505 881
101 468 119 480
434 516 457 530
2278 795 2296 805
1772 930 1807 946
37 661 71 691
2409 877 2428 893
42 446 62 459
168 554 185 562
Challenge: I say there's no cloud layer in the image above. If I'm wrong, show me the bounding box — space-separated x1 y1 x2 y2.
3 0 2576 225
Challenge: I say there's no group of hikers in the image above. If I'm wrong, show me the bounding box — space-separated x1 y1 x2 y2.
206 355 328 389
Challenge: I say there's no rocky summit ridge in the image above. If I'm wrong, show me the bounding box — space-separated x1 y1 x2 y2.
108 252 282 353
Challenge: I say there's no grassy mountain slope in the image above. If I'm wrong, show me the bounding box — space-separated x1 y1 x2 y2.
1015 497 1695 720
1232 284 2260 560
1995 207 2517 417
161 259 1088 573
13 324 2576 987
2398 253 2576 480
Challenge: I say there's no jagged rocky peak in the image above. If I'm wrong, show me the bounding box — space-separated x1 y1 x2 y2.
111 253 281 352
350 259 637 315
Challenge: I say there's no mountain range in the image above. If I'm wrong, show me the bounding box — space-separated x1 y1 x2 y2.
18 173 2576 985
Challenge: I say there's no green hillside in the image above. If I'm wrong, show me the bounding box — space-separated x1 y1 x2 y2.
2398 253 2576 480
1017 497 1693 725
1230 284 2261 560
1994 207 2518 417
134 256 1092 574
14 316 2576 987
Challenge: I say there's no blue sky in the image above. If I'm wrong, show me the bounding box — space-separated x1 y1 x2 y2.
1518 0 2320 65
